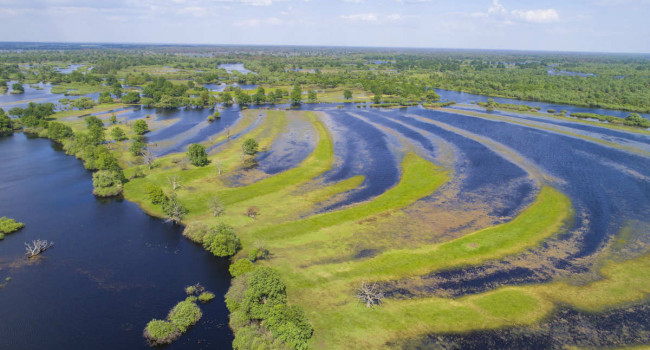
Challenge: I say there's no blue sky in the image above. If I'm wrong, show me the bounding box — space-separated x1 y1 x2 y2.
0 0 648 53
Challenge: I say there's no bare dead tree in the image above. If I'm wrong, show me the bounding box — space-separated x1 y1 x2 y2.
356 281 384 308
25 240 54 258
226 128 231 142
167 175 182 191
164 195 187 225
209 196 225 217
214 161 223 175
142 149 157 170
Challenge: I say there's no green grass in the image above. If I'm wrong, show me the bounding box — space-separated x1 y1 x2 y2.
50 82 106 95
249 152 449 243
333 186 571 280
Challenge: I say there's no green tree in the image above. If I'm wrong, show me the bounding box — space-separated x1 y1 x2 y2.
111 83 122 98
47 122 73 141
85 116 105 144
162 194 188 224
144 183 167 205
0 110 13 136
221 91 233 105
98 91 113 104
109 114 117 124
202 223 242 257
133 119 149 135
291 85 302 105
11 83 24 94
72 97 96 110
343 90 353 100
121 91 140 104
307 90 317 103
110 127 127 141
242 138 259 156
129 138 146 156
187 143 209 166
229 258 255 277
241 267 287 319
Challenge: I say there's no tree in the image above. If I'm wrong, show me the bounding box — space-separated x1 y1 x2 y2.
241 267 287 319
121 91 141 104
209 196 225 217
25 239 53 258
92 170 123 197
47 122 73 141
86 116 105 144
109 114 118 124
426 90 440 102
343 90 353 100
111 83 122 98
163 194 188 224
72 97 96 110
144 183 167 204
110 127 127 141
142 149 157 169
129 138 146 156
290 85 302 105
373 92 382 104
307 90 317 103
200 90 210 106
0 110 13 136
167 175 182 190
221 91 233 105
229 259 255 277
187 143 209 166
356 281 384 308
202 223 241 257
242 138 258 156
98 91 113 104
133 119 149 135
11 83 24 94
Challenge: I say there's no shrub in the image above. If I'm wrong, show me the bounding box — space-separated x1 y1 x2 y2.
182 222 209 243
248 246 270 262
242 138 259 156
198 292 215 303
245 206 260 219
129 139 146 156
230 258 255 277
263 304 313 350
47 122 73 141
0 217 24 235
185 283 204 295
110 127 127 141
241 267 287 320
168 297 202 333
144 319 180 346
187 143 209 166
144 183 166 205
92 170 122 197
202 223 241 257
225 275 249 313
133 119 149 135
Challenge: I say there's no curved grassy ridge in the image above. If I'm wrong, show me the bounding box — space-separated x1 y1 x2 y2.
439 108 650 157
326 186 572 280
305 253 650 349
248 152 450 242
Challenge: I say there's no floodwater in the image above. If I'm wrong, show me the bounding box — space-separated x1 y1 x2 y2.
2 79 650 349
217 63 253 75
0 133 233 350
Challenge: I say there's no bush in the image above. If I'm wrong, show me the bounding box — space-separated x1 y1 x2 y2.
182 222 209 243
202 223 241 257
248 247 270 262
263 304 313 350
168 297 202 333
242 138 259 156
187 143 209 166
144 183 166 205
246 206 260 219
92 170 122 197
129 139 146 156
133 119 149 135
230 258 255 277
225 275 249 313
185 283 205 295
0 217 24 235
198 292 215 303
241 267 287 320
110 127 127 141
144 319 180 346
47 122 73 141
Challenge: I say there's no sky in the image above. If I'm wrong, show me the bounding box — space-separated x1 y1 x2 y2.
0 0 649 53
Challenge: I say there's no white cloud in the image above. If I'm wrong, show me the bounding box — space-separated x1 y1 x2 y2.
340 13 378 22
484 0 559 24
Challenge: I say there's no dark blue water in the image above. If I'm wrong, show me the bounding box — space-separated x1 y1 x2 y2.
412 108 650 256
435 88 650 120
319 110 400 210
0 133 233 350
151 107 242 156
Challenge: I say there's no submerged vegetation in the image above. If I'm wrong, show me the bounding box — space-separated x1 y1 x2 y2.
0 217 25 240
